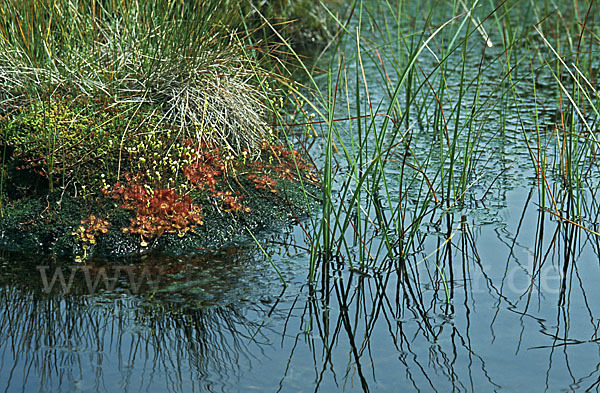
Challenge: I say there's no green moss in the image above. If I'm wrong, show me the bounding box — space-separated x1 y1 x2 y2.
0 178 318 259
0 92 319 259
1 99 148 194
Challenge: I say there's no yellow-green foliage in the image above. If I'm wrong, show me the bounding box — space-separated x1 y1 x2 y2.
2 97 249 194
5 101 112 182
126 128 198 190
2 99 164 190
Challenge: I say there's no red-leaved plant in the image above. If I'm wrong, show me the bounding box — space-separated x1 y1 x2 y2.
110 184 203 246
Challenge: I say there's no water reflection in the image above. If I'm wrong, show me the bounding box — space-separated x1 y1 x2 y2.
2 186 600 392
283 185 600 392
0 248 289 393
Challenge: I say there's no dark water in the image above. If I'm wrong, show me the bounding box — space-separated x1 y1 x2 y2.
2 1 600 392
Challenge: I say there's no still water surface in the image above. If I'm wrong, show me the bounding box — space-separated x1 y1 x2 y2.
2 185 600 392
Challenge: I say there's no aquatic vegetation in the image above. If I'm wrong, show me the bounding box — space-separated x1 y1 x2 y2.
278 0 600 291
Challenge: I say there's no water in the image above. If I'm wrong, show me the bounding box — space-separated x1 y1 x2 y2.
2 1 600 392
2 186 600 392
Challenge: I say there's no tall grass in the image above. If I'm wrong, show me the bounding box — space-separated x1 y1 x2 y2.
282 0 599 290
0 0 261 120
0 0 286 196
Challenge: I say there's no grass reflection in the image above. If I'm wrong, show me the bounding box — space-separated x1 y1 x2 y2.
0 249 282 393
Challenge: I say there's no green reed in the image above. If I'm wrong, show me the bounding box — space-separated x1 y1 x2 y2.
286 0 599 288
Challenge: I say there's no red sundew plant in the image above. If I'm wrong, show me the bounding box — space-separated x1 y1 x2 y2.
73 214 111 246
241 142 318 194
183 162 221 192
109 184 203 246
251 142 318 185
183 141 226 192
72 214 111 262
180 141 316 199
246 173 279 193
94 139 314 248
272 165 295 182
269 143 317 181
212 190 250 213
